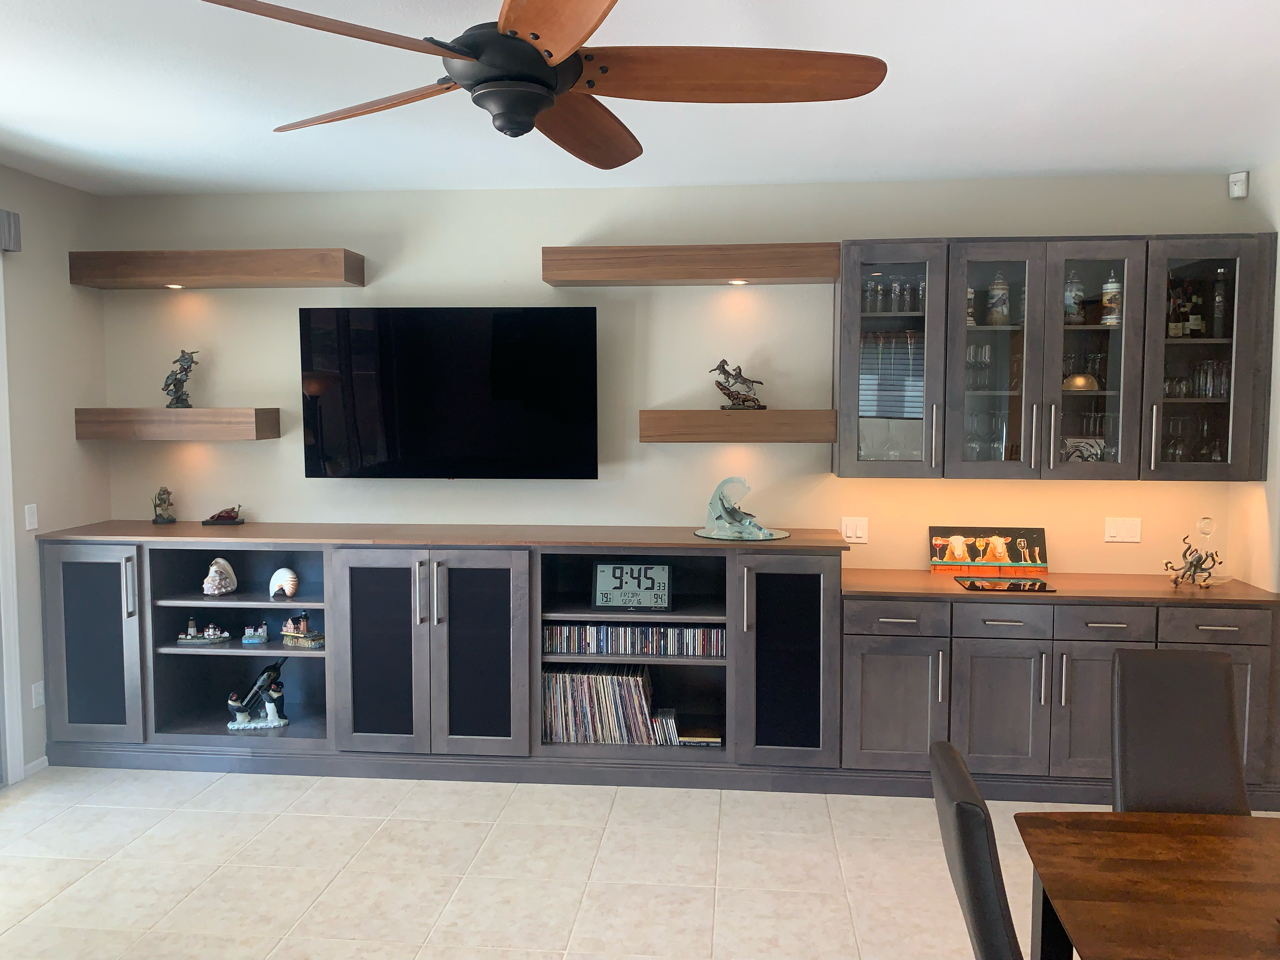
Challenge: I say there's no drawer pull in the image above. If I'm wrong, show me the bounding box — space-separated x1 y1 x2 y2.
1086 622 1128 629
1197 625 1240 632
879 617 918 624
984 619 1024 626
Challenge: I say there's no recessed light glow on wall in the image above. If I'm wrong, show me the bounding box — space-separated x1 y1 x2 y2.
728 279 749 285
165 284 184 289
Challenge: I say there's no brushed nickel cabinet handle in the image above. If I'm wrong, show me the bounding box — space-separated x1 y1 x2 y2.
1040 653 1047 706
1197 624 1239 632
931 404 938 470
432 561 442 625
1060 654 1068 706
1048 404 1057 470
938 650 946 703
414 560 425 625
1151 405 1159 471
1087 622 1128 628
122 556 137 619
743 568 750 632
984 619 1024 626
879 617 918 624
1029 403 1038 468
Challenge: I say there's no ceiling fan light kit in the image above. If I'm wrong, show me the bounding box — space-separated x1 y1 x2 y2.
202 0 886 169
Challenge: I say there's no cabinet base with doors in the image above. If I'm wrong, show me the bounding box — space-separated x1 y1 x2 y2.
35 523 1280 807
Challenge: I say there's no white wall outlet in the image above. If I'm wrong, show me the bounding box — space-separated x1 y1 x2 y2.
841 517 869 544
31 681 44 709
23 504 36 531
1228 171 1249 199
1104 518 1141 543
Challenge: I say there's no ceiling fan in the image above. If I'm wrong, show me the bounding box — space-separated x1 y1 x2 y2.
202 0 887 170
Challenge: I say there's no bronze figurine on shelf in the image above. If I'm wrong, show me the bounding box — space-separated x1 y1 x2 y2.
709 359 767 410
202 505 243 526
1165 535 1219 588
152 486 176 525
162 350 199 408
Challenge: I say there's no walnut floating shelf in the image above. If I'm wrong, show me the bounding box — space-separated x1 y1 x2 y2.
543 243 841 286
68 249 364 289
640 409 837 443
75 408 281 442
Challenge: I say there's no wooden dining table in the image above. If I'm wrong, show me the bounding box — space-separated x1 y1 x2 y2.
1015 811 1280 960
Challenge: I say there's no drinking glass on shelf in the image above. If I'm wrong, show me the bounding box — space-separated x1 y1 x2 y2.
1063 352 1078 379
890 276 904 312
1086 353 1107 390
862 278 877 313
874 283 886 313
1009 353 1023 391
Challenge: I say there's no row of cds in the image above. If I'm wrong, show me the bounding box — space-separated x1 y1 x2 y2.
542 623 725 658
542 665 677 745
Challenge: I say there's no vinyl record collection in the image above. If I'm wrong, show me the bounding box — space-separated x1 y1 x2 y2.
542 623 725 658
542 665 679 745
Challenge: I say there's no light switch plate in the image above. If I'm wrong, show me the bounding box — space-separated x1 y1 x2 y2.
31 681 44 709
841 517 869 544
1105 518 1141 543
23 504 36 531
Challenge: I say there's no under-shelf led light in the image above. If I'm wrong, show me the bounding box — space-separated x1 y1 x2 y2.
728 279 749 285
165 284 184 289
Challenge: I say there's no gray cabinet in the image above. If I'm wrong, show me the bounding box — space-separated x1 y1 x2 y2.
735 553 841 767
842 635 948 770
950 636 1052 775
42 543 144 743
1049 639 1154 778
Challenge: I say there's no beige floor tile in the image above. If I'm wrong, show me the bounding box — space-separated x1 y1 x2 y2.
998 842 1036 950
287 777 415 818
392 780 515 822
184 774 320 814
80 771 224 810
230 814 381 868
607 786 720 832
419 947 562 960
713 887 859 960
24 860 216 931
292 870 458 944
718 830 843 893
719 790 832 836
837 836 955 901
498 782 616 826
0 801 70 850
427 876 584 952
347 818 490 875
272 939 420 960
827 794 941 842
0 855 100 929
591 825 717 887
2 806 169 860
985 800 1045 847
1039 802 1109 812
114 810 273 864
0 766 128 807
468 822 601 881
0 923 140 959
122 931 278 960
154 864 337 936
850 892 971 960
570 882 714 958
1255 810 1280 817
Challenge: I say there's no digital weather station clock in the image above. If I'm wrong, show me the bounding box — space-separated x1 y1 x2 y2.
592 562 671 612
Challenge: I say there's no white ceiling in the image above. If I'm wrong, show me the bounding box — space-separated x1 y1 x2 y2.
1 0 1278 195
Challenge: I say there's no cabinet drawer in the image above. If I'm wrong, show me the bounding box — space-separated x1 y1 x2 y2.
1158 607 1272 647
843 599 950 637
952 603 1052 639
1053 605 1155 642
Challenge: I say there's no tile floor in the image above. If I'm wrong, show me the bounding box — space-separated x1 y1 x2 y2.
0 764 1246 960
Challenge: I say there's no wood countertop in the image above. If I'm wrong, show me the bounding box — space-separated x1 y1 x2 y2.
841 567 1280 606
38 520 848 553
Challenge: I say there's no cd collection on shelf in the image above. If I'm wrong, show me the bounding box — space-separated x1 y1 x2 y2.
543 623 725 658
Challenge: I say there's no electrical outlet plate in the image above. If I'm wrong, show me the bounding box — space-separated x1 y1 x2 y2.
32 681 44 709
841 517 869 544
1104 518 1141 543
23 504 36 531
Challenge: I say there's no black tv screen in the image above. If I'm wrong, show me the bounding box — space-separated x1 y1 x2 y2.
300 307 597 479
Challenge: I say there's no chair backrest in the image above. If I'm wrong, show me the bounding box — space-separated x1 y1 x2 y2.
1112 648 1250 815
929 740 1023 960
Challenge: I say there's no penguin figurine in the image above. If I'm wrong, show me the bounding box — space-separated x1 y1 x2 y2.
264 681 288 724
227 692 251 725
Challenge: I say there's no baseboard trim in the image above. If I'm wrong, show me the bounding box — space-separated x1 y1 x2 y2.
23 755 48 778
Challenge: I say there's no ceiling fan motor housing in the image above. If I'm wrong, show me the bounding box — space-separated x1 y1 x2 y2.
440 22 583 137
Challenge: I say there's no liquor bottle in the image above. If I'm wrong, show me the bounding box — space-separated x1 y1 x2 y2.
1188 293 1204 338
1167 286 1182 338
1212 267 1228 338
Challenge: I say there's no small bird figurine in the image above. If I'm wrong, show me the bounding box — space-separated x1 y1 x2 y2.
264 681 288 723
227 692 251 725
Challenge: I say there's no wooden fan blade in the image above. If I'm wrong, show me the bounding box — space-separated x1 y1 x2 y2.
497 0 618 65
202 0 473 59
274 82 458 132
574 46 886 102
535 93 641 169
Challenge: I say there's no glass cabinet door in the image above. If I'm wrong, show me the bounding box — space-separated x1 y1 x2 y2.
1141 237 1264 480
837 241 948 478
1042 241 1147 478
945 242 1046 478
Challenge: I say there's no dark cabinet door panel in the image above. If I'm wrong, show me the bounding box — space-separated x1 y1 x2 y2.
843 635 948 770
950 637 1052 775
62 561 129 727
1049 639 1154 779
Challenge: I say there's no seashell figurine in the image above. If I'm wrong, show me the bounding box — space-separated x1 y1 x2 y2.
269 567 299 600
202 557 237 596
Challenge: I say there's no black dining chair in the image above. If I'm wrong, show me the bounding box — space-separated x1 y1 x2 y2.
929 740 1023 960
1112 647 1250 815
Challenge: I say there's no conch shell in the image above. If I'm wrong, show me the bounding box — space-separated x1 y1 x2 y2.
202 557 237 596
269 568 299 599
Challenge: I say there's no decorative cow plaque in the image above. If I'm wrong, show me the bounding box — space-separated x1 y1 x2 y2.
929 526 1048 576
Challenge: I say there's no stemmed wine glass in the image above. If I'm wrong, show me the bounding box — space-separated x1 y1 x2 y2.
1016 538 1029 563
932 536 948 562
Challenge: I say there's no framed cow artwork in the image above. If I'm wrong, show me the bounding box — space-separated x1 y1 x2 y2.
928 526 1048 576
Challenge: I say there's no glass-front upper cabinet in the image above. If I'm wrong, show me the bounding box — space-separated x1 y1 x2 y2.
1141 236 1269 480
1042 241 1147 479
944 242 1046 478
837 241 948 478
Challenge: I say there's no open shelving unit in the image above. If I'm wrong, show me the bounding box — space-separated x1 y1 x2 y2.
542 242 841 287
68 248 365 289
639 409 837 443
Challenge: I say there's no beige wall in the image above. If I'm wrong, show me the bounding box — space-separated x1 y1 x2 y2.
0 165 111 768
91 173 1276 582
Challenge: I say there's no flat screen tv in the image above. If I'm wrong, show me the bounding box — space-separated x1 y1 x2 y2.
300 307 597 479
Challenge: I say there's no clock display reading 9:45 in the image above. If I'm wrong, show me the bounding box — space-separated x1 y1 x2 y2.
592 563 671 611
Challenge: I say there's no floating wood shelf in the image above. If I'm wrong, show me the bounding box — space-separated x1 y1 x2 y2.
639 409 837 443
75 408 281 441
543 243 841 286
68 248 364 289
